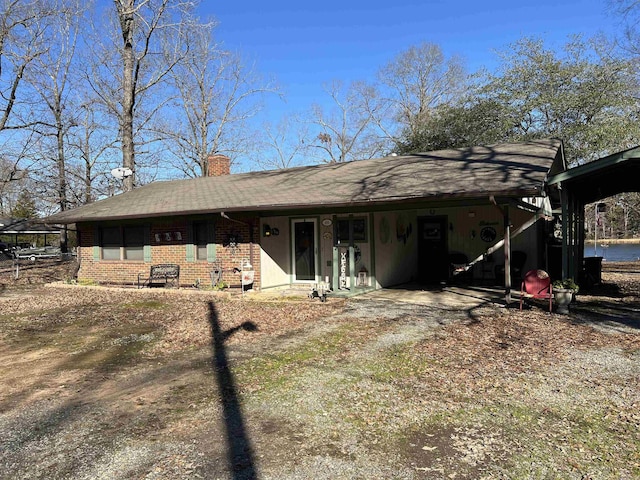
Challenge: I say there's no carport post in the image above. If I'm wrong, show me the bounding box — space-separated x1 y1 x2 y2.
561 188 569 280
332 214 339 290
503 205 512 304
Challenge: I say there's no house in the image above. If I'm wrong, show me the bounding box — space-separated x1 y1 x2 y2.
45 140 567 295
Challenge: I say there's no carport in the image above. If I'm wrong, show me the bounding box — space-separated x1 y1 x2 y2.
0 217 61 250
547 146 640 281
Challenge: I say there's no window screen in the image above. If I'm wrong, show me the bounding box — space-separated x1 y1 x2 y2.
101 226 121 260
123 226 144 260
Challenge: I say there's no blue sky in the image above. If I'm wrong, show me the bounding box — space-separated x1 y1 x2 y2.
197 0 621 120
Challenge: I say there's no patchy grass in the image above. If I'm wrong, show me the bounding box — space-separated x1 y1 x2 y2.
0 263 639 479
120 300 168 310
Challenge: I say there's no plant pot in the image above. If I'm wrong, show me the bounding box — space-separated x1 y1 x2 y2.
554 288 575 314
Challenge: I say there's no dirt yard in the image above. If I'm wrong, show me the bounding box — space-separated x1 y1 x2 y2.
0 259 639 479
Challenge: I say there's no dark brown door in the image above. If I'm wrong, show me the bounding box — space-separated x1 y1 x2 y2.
417 216 448 284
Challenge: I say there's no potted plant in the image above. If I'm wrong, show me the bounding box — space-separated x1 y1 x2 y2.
552 278 579 314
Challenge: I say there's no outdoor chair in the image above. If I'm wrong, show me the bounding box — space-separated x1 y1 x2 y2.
520 269 553 312
448 252 471 283
495 250 527 286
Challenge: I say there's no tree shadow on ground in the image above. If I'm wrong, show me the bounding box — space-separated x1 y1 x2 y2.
571 300 640 332
208 301 259 480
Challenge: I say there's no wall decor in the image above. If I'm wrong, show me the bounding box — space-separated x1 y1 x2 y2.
396 213 412 244
480 226 497 242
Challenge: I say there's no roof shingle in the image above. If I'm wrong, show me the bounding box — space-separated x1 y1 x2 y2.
46 139 562 224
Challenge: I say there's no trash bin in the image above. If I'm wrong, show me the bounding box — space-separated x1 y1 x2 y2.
583 256 603 285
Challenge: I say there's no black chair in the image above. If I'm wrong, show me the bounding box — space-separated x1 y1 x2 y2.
449 252 471 283
495 251 527 286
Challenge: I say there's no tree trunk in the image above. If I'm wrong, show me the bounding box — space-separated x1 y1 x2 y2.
56 106 68 253
119 0 136 191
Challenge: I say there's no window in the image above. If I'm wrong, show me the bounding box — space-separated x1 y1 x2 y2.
100 225 146 261
335 217 367 245
194 221 208 260
101 226 121 260
124 226 144 260
187 220 215 263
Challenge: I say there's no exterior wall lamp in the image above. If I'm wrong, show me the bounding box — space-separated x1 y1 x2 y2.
263 224 279 237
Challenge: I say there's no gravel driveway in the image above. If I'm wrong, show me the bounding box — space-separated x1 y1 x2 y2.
1 262 639 479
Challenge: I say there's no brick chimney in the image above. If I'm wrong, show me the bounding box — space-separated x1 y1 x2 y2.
207 154 231 176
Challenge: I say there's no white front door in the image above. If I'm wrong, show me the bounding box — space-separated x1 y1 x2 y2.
292 219 318 282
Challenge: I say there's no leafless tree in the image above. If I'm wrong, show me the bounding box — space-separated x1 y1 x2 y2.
25 0 86 249
0 0 57 131
309 80 387 163
86 0 196 191
377 42 466 143
162 18 279 177
66 99 120 204
255 114 310 170
0 0 61 217
0 147 28 214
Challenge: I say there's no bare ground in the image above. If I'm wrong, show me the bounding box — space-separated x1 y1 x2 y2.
0 259 638 479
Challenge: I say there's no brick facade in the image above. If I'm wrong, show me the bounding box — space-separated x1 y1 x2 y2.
77 214 261 289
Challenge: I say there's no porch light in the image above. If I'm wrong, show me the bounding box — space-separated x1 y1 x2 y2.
263 224 272 237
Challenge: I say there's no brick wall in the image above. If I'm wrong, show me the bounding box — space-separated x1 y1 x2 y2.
76 215 261 289
207 154 230 176
211 216 261 289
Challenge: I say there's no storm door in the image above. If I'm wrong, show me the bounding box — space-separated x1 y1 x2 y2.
417 216 449 283
292 219 318 282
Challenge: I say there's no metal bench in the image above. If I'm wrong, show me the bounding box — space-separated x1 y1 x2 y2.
138 264 180 288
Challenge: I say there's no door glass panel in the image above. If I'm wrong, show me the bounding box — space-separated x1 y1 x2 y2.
294 221 315 281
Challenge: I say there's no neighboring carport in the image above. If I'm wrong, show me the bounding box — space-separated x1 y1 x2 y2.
0 217 62 249
547 146 640 281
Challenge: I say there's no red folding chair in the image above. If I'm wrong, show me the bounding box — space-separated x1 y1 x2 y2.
520 269 553 312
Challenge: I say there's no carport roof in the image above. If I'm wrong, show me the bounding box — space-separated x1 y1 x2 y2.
548 146 640 204
46 139 563 224
0 217 61 234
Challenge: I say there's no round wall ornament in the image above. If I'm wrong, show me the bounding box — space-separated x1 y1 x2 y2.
480 226 497 242
322 218 332 226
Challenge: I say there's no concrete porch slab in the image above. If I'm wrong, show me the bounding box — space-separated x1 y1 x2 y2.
362 283 508 308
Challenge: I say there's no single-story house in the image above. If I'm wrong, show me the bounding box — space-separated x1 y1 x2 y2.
45 140 569 296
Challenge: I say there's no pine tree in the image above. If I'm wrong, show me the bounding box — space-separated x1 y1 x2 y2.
11 191 38 219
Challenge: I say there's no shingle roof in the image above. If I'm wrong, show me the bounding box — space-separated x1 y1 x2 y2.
0 217 61 233
46 139 562 224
